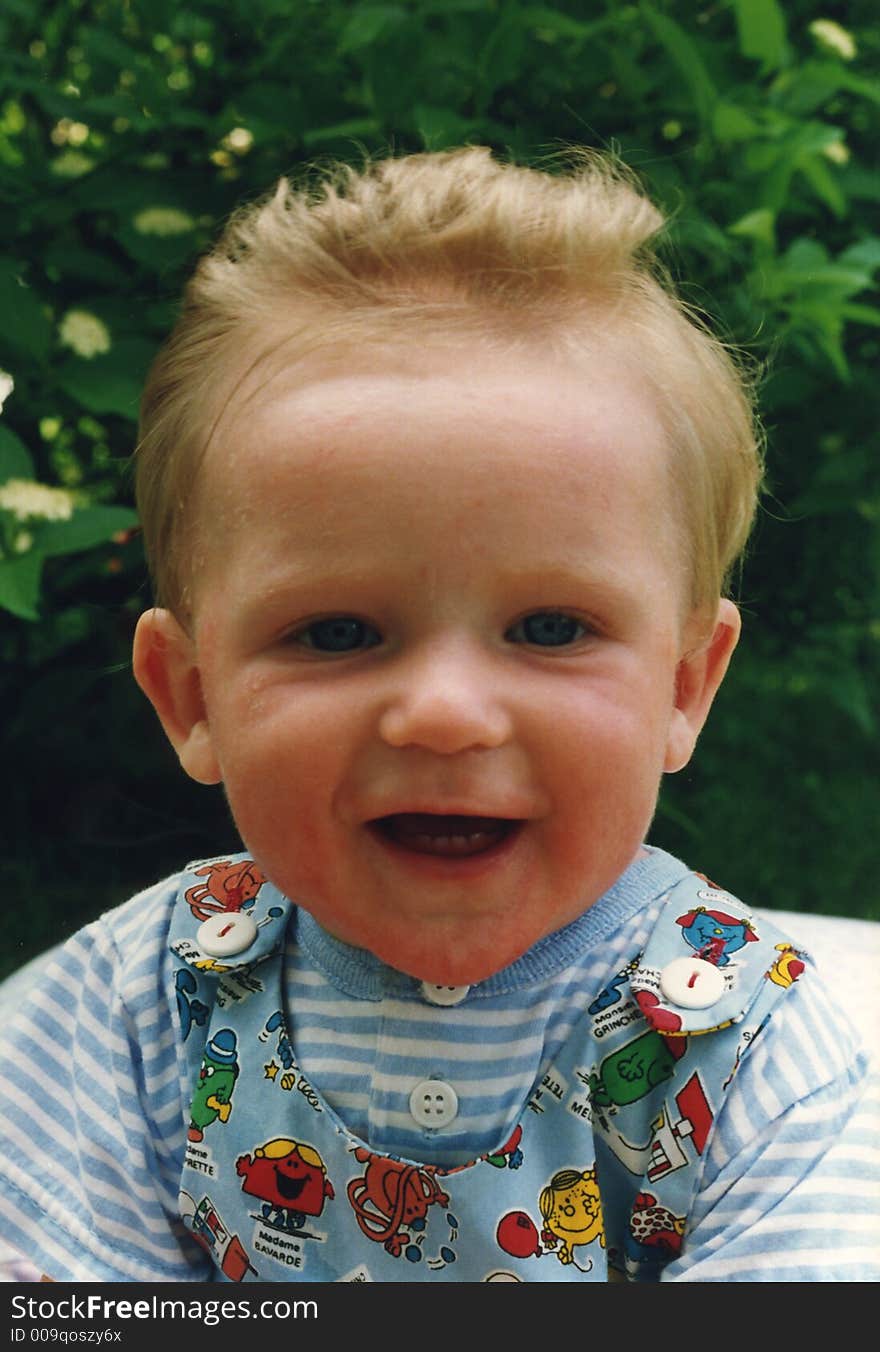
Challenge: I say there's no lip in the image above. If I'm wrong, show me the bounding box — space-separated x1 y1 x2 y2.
357 792 541 823
365 813 527 877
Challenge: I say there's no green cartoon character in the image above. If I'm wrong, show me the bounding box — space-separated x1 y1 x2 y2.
588 1030 685 1109
189 1029 240 1142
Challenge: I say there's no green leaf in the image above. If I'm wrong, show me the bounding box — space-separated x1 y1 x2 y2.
728 208 776 249
838 70 880 107
415 105 481 150
78 23 146 71
338 5 407 54
301 118 382 148
57 362 141 419
782 238 829 271
641 4 717 127
791 312 850 381
772 60 843 116
732 0 788 71
478 8 528 96
42 244 129 289
0 259 52 363
838 238 880 273
116 224 199 273
0 550 43 620
713 102 760 143
520 6 602 42
37 505 139 558
226 83 305 136
57 339 156 420
0 426 35 482
826 669 875 736
767 263 869 303
797 154 847 219
840 303 880 328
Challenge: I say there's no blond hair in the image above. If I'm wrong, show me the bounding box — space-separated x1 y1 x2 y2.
135 146 762 618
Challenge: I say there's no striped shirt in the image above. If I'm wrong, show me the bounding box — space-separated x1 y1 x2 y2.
0 847 877 1282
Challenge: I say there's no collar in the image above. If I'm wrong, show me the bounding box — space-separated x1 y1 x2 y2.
168 856 293 974
295 847 691 999
168 846 691 994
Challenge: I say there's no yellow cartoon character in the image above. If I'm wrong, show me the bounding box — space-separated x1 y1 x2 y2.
767 942 805 989
539 1167 605 1266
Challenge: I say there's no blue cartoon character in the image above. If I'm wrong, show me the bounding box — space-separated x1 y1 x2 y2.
263 1009 295 1069
175 968 210 1041
189 1029 239 1142
675 906 757 967
588 962 637 1015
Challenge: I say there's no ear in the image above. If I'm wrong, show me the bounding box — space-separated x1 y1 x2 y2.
132 608 222 785
664 599 741 774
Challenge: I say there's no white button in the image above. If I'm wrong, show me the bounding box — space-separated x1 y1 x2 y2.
409 1079 459 1127
196 911 258 957
659 956 726 1009
420 982 470 1007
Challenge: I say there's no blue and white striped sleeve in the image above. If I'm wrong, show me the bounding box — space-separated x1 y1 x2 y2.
663 967 880 1281
0 878 211 1282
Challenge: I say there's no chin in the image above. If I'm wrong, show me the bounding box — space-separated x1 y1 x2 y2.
370 924 537 987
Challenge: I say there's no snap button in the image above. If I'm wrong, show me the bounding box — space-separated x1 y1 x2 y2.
420 982 470 1007
409 1079 459 1128
659 956 726 1009
196 911 259 958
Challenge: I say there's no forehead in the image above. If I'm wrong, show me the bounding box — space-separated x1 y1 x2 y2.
192 340 682 605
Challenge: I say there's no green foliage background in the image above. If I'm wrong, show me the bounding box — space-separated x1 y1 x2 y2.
2 0 878 978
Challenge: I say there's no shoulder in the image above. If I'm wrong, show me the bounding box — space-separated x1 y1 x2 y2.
2 871 187 1043
0 862 231 1282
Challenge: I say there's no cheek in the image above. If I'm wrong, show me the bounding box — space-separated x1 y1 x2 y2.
545 673 675 783
208 696 355 898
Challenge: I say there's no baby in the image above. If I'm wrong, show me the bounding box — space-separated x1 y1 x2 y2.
1 148 875 1284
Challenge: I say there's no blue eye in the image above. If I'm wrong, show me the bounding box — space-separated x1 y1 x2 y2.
506 612 585 647
297 618 381 653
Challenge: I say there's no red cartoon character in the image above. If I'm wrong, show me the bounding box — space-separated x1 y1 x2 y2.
236 1137 334 1232
185 859 267 921
346 1149 450 1257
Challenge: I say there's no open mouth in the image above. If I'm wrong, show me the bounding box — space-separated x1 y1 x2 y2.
370 813 522 859
274 1167 307 1201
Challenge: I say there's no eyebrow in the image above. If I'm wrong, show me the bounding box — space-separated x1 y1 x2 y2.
249 559 652 617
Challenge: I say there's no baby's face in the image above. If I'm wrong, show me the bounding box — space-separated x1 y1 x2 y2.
161 342 727 983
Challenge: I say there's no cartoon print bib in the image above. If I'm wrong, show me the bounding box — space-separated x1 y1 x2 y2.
169 857 807 1282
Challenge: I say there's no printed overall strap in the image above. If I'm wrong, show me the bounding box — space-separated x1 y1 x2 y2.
168 856 294 1100
586 873 809 1281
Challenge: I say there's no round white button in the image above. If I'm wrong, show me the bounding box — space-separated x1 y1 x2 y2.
659 956 726 1009
196 911 258 958
420 982 470 1007
409 1079 459 1128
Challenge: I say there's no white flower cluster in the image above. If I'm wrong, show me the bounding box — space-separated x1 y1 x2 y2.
133 206 196 236
809 19 857 61
0 370 12 414
0 478 75 522
58 310 111 359
51 151 95 178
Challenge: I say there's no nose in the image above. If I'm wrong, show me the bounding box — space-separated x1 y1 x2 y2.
378 639 513 755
